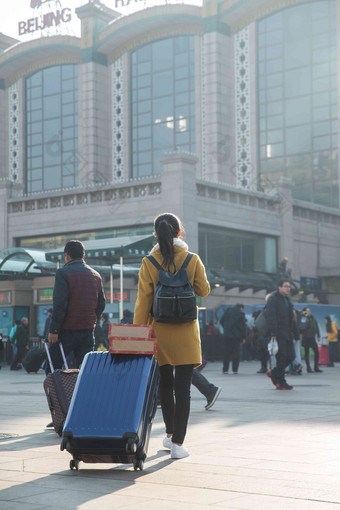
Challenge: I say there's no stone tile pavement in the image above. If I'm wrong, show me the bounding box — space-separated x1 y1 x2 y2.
1 360 340 509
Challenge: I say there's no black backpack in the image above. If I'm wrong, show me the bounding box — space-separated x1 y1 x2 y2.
147 253 197 324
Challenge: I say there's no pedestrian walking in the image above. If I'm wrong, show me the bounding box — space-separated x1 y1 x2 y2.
10 318 29 371
265 280 299 390
220 304 247 374
133 212 210 459
251 310 269 374
43 308 53 339
47 240 105 372
324 316 338 367
299 308 322 373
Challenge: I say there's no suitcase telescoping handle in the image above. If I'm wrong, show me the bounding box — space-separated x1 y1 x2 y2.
43 340 69 373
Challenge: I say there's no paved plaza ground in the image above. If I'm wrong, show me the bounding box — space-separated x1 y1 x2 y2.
0 359 340 509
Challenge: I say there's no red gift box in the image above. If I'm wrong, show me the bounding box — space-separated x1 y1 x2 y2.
108 324 157 355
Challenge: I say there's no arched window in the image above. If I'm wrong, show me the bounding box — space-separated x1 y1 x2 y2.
26 64 78 192
131 36 196 178
258 0 338 207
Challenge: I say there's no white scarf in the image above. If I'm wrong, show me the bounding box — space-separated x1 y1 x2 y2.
150 238 188 254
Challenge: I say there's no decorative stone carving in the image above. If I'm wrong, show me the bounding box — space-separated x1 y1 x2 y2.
235 27 252 190
112 58 124 183
8 82 19 183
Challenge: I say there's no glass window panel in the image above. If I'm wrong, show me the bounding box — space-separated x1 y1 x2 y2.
31 98 41 110
62 116 74 128
43 95 60 119
313 92 330 108
62 139 74 152
62 91 74 104
312 46 329 63
267 115 282 130
313 135 331 150
137 62 151 75
153 71 173 96
175 79 189 93
43 67 61 95
138 113 151 125
62 103 74 116
266 45 282 59
267 129 283 144
283 4 307 40
174 53 188 67
30 122 41 134
312 33 329 49
44 118 61 142
31 145 42 157
62 65 75 79
138 75 151 88
313 76 330 93
267 59 282 73
285 67 310 97
267 87 282 101
138 138 151 151
267 101 283 115
314 121 331 137
153 122 173 148
31 134 41 145
31 87 42 99
153 39 173 71
266 73 282 88
138 100 151 114
285 96 311 126
31 180 42 192
138 87 150 100
176 66 189 79
31 110 42 122
44 166 61 190
136 44 151 63
61 127 74 139
313 62 329 78
62 79 75 92
266 30 281 45
62 175 75 187
44 142 61 165
284 39 310 69
265 12 282 32
137 164 152 177
312 16 330 34
286 125 311 153
313 106 330 121
153 97 173 119
31 157 42 169
138 152 152 164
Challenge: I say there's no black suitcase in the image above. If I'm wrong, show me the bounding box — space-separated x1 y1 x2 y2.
22 347 46 373
62 351 159 471
43 342 79 436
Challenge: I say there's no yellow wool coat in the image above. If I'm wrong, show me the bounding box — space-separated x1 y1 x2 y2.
327 321 338 343
133 241 210 367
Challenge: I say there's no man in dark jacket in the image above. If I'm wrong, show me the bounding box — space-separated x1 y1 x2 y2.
300 307 322 373
10 317 29 371
220 304 247 374
266 280 299 390
47 240 105 372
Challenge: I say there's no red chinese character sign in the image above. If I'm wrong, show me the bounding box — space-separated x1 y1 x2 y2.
19 0 72 37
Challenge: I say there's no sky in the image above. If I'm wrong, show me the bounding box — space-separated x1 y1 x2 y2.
0 0 202 42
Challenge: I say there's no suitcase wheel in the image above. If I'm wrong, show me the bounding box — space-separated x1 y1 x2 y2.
126 438 137 454
133 459 144 471
70 459 79 471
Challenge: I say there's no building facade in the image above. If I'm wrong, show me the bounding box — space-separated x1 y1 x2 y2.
1 0 340 331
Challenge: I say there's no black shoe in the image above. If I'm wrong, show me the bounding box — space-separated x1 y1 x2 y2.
276 381 294 390
267 369 277 387
307 368 313 373
314 368 323 373
46 422 54 428
223 370 228 374
205 387 222 410
257 368 267 374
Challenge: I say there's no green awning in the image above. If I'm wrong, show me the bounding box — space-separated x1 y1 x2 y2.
45 234 155 265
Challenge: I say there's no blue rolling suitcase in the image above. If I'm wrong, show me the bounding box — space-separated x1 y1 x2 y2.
61 351 159 471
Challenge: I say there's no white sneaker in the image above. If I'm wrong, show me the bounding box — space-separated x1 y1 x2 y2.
171 443 190 459
162 435 172 450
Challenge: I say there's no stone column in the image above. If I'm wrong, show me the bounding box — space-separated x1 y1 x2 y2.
160 152 199 252
202 19 233 183
277 177 294 270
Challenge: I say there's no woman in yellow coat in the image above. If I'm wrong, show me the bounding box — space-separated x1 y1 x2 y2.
325 316 338 367
134 213 210 459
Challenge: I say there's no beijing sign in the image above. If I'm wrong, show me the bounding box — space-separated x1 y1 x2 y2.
19 0 72 36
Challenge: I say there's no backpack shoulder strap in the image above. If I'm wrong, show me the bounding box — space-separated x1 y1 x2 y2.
181 252 194 270
147 255 162 271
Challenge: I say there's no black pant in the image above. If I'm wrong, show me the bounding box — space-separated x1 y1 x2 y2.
274 336 295 385
191 369 216 399
303 337 319 370
159 364 194 445
45 329 94 374
10 345 26 370
223 337 240 373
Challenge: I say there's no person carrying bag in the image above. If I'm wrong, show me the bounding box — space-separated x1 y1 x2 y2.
134 212 210 459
